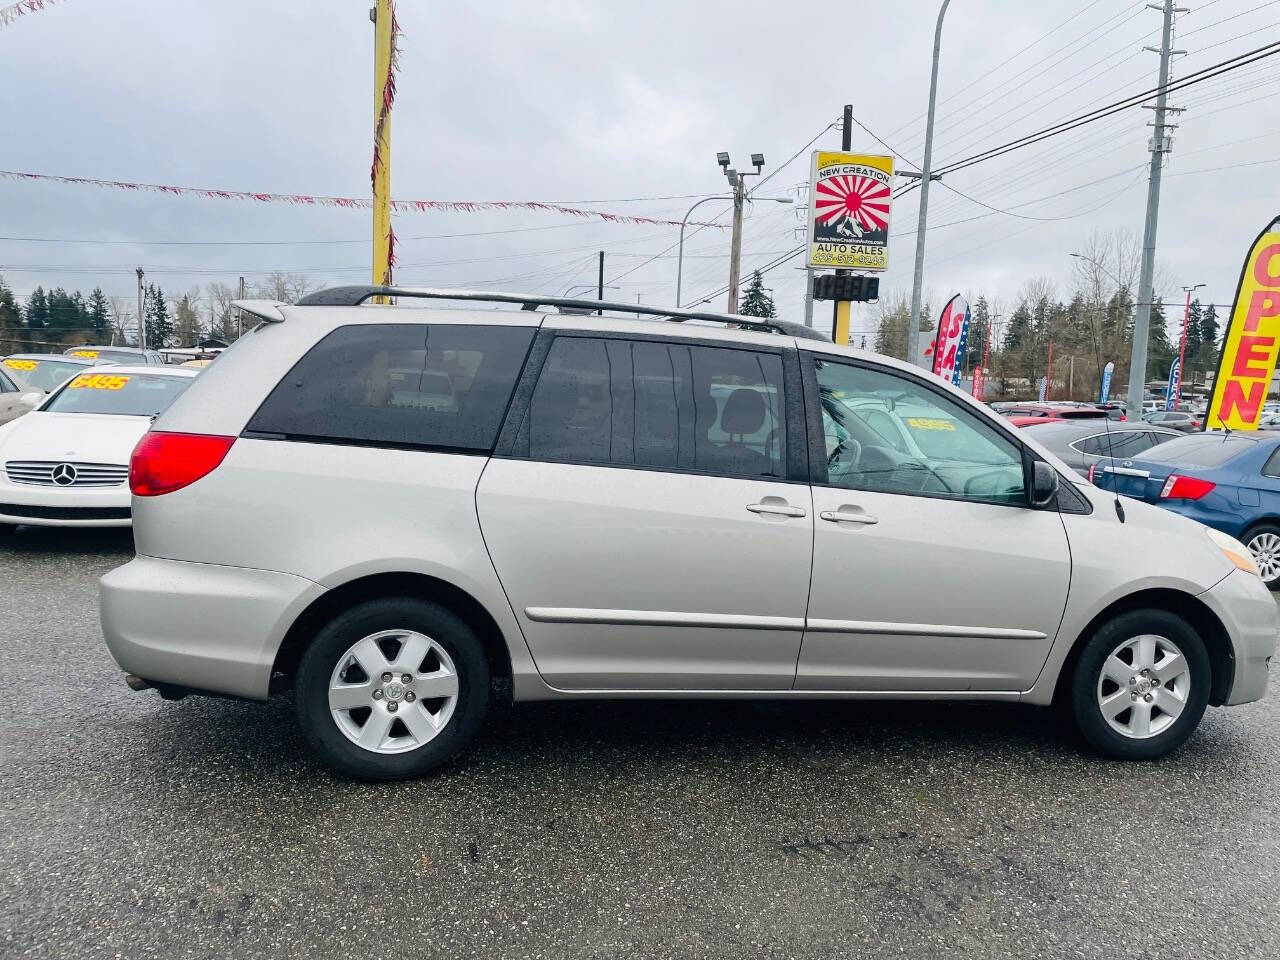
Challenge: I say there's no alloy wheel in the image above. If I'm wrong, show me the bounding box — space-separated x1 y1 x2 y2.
327 629 459 754
1247 531 1280 583
1095 633 1191 740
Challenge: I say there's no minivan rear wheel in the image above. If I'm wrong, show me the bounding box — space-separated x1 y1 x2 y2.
295 597 489 780
1070 609 1210 760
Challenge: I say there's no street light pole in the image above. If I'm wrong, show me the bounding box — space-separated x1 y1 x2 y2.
906 0 952 367
1172 282 1205 407
676 192 792 308
676 195 729 308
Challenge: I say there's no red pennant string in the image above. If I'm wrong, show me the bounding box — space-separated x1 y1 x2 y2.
0 169 726 228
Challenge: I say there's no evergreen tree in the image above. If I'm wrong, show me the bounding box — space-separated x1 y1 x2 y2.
174 294 203 346
738 271 777 318
1199 303 1221 374
967 296 992 378
1003 303 1033 351
0 276 20 332
46 287 86 333
1184 298 1203 372
86 288 110 341
1146 297 1175 383
145 284 174 349
24 286 49 330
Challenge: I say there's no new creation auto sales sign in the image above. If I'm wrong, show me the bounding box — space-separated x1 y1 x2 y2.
807 151 894 271
1207 215 1280 430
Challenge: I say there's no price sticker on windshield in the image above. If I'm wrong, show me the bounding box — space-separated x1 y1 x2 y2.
69 349 100 359
2 358 37 371
68 373 130 391
905 417 956 431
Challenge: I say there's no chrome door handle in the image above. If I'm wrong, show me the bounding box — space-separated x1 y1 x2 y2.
746 501 807 518
820 509 878 525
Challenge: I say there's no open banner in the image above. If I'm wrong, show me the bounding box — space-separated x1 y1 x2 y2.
1206 216 1280 430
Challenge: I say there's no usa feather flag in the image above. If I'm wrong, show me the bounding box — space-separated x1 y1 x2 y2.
930 294 971 386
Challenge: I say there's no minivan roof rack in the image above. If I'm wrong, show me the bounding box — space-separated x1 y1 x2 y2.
293 285 830 342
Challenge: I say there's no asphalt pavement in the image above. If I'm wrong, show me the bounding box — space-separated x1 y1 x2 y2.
2 526 1279 959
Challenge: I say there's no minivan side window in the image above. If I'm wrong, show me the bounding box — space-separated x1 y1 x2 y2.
246 323 535 452
813 358 1026 505
517 336 787 480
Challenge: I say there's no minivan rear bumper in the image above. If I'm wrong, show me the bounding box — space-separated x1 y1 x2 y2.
1199 568 1277 706
100 555 324 700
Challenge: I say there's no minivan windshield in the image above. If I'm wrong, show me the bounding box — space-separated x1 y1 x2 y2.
42 372 191 416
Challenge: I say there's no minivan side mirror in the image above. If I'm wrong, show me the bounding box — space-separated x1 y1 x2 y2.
19 392 42 409
1029 460 1059 509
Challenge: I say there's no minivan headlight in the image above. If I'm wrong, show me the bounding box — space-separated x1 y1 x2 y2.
1206 527 1260 576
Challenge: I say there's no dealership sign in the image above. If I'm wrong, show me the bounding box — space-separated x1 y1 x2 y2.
1207 216 1280 430
930 294 971 386
806 151 894 271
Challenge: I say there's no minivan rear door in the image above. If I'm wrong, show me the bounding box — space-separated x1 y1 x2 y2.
477 330 813 691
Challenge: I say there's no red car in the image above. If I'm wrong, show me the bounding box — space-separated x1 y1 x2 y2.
1000 403 1112 421
1007 415 1065 428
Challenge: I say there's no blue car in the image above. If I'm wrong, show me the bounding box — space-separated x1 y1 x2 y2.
1092 431 1280 589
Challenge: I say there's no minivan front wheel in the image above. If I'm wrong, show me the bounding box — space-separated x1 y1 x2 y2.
1070 609 1210 760
295 598 489 780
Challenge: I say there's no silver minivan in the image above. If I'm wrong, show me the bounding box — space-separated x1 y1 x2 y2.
100 288 1276 779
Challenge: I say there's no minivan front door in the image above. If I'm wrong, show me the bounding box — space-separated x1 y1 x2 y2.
477 333 813 691
797 354 1071 692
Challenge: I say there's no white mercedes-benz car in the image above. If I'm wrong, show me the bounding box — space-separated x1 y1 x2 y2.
0 365 197 530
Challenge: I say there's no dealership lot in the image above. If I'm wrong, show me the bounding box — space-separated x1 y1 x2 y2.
2 527 1279 959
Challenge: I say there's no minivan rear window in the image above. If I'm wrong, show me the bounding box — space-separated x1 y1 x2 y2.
245 323 535 452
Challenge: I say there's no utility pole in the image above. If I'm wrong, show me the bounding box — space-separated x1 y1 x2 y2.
907 0 953 367
803 270 815 327
832 103 854 345
727 176 746 313
237 275 246 338
135 267 145 350
1127 0 1183 418
597 251 604 314
719 151 766 314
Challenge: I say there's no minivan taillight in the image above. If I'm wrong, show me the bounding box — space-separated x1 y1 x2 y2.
1159 474 1216 500
130 432 235 496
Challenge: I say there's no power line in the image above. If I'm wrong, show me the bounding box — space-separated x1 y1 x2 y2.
933 39 1280 177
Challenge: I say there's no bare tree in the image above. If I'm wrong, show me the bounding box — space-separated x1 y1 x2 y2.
205 281 239 341
107 298 135 346
252 272 313 304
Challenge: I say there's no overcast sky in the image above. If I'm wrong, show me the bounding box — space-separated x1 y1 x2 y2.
2 0 1278 342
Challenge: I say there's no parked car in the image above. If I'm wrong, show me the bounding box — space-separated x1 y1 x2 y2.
1094 401 1128 421
1000 402 1109 421
0 366 197 529
63 345 166 365
1007 415 1065 428
1 353 96 393
99 287 1275 779
1092 431 1280 590
1257 413 1280 431
1142 410 1200 432
0 366 43 425
1018 419 1181 476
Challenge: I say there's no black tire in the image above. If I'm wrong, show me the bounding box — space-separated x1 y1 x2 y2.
1240 522 1280 592
0 523 16 536
1070 608 1210 761
295 597 489 780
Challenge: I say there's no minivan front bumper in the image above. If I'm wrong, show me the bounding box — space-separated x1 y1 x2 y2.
100 555 324 700
1199 568 1277 706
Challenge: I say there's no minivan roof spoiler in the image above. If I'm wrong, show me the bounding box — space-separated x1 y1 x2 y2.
230 299 288 323
293 285 830 342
